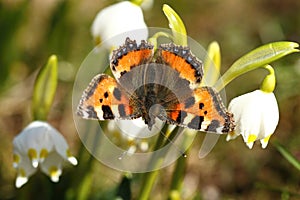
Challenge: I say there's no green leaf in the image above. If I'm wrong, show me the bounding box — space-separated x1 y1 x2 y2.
77 172 93 200
162 4 187 46
273 140 300 171
215 41 299 91
32 55 58 120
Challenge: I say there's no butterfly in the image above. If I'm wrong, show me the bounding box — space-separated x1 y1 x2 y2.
77 37 235 134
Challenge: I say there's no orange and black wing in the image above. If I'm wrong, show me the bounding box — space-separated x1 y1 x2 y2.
157 43 203 89
77 74 139 120
110 37 154 80
163 87 235 134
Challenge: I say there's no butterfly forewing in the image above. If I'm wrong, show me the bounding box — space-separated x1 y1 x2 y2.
77 74 139 120
110 38 154 80
157 43 203 89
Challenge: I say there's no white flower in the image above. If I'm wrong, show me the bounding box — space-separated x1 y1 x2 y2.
226 90 279 149
13 121 77 188
91 1 148 47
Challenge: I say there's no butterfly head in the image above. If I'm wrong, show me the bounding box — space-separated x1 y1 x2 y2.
142 103 166 131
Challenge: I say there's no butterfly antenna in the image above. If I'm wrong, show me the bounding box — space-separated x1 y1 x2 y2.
118 151 127 160
152 124 187 158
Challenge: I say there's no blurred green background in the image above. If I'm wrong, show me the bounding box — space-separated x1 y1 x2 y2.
0 0 299 199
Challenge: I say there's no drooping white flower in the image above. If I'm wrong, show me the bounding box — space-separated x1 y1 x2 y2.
13 121 77 188
226 90 279 149
91 1 148 47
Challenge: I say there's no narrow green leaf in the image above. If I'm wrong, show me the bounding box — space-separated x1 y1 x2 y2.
137 126 179 200
273 140 300 171
162 4 187 46
32 55 58 120
215 41 299 91
77 172 93 200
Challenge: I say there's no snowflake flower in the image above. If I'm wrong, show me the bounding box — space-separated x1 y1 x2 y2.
13 121 77 188
226 90 279 149
91 1 148 47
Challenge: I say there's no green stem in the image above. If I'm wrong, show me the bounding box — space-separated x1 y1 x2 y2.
137 126 180 200
148 32 174 50
168 155 186 200
272 140 300 171
168 130 196 200
138 170 161 200
65 121 103 200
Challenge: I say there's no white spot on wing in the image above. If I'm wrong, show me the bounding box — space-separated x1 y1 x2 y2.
111 105 120 117
183 113 194 125
95 107 104 120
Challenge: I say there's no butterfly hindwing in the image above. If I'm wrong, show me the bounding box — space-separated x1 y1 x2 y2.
163 87 234 134
77 74 137 120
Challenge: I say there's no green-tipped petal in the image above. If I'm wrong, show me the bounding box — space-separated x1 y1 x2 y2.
32 55 58 120
162 4 187 46
215 41 299 91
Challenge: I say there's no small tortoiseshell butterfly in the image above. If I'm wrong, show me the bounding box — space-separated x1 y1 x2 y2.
77 38 235 134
